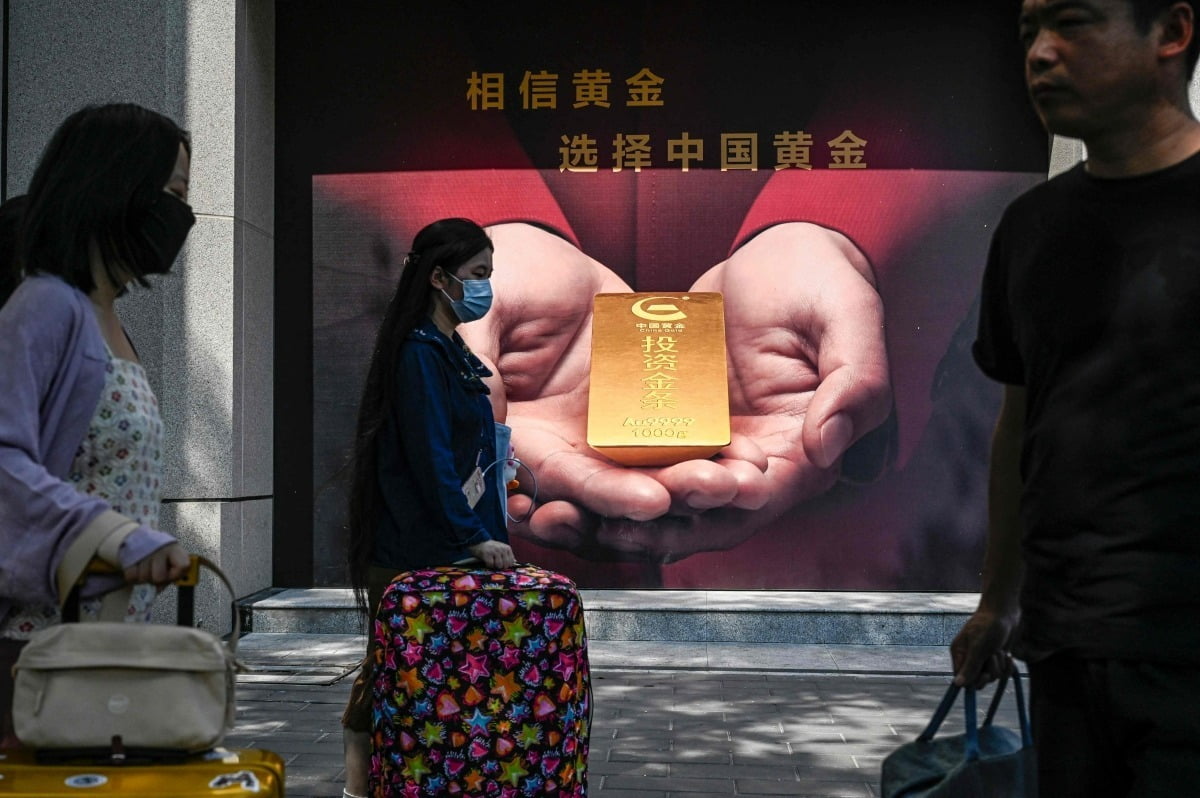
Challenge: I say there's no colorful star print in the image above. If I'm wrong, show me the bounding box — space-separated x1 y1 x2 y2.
466 708 492 736
518 723 543 748
420 721 445 746
502 617 532 646
491 670 521 703
459 652 491 683
403 613 433 643
500 756 529 787
371 564 590 797
398 667 423 697
402 752 432 782
466 628 488 650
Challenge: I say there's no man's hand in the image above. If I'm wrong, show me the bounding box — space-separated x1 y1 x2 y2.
952 386 1027 688
465 221 893 561
950 607 1019 689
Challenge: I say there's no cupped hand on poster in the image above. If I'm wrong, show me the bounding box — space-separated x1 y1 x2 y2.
462 221 893 562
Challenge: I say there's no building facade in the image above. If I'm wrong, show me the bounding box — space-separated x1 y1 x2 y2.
4 1 1198 632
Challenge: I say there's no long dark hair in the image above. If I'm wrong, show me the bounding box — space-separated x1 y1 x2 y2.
347 217 494 617
15 103 190 295
0 195 26 306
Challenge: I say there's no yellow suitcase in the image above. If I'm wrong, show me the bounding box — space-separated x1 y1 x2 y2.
0 746 285 796
3 557 285 795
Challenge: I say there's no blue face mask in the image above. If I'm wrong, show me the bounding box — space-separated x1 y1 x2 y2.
442 273 493 323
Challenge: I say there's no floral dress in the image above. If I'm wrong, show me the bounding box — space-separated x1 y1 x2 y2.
0 349 164 638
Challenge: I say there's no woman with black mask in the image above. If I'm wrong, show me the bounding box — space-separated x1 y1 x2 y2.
0 103 196 747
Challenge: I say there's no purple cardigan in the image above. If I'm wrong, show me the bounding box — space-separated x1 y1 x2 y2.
0 275 175 621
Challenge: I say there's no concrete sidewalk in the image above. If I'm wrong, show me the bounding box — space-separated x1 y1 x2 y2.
227 634 1019 797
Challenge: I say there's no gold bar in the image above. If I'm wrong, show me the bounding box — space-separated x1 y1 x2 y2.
587 292 730 467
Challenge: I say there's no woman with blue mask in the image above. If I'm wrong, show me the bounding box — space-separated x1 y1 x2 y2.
439 269 493 323
340 217 515 798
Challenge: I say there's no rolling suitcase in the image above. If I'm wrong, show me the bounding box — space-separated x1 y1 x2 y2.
370 563 591 797
3 556 285 796
0 746 286 796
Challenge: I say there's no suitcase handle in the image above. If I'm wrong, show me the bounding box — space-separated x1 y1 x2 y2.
82 553 202 586
71 555 241 655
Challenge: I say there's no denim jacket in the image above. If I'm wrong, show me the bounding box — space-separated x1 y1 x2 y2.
373 319 507 570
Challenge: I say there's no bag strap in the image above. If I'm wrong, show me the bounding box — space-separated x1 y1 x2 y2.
1013 668 1032 745
921 664 1033 767
916 680 985 763
55 509 138 609
962 687 981 761
186 555 241 657
73 554 242 657
982 668 1010 726
126 555 241 656
916 682 961 742
983 665 1033 747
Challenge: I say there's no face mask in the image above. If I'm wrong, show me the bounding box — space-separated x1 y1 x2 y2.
441 272 493 322
140 192 196 274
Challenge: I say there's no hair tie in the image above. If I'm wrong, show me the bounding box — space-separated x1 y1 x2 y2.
404 251 421 267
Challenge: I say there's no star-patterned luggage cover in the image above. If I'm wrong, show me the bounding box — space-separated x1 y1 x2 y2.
370 564 590 797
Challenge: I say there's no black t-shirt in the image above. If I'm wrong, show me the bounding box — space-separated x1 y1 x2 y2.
974 150 1200 664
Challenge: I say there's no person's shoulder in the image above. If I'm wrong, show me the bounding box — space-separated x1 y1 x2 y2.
14 273 86 306
999 164 1085 224
3 275 88 326
0 276 100 367
407 319 441 341
1024 163 1086 200
398 322 451 367
404 321 450 352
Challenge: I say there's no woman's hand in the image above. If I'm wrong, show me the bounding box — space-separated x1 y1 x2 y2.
124 542 191 585
468 540 518 570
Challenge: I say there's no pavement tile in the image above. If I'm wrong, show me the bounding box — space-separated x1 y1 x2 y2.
791 779 874 798
281 774 345 797
603 774 736 792
230 736 336 755
852 754 886 772
609 728 688 743
228 719 288 736
587 759 671 777
662 715 724 729
734 778 813 796
604 745 675 761
780 724 867 744
610 749 732 765
605 715 674 731
728 739 795 762
707 644 839 672
778 747 859 769
667 728 737 744
227 639 963 797
669 762 797 780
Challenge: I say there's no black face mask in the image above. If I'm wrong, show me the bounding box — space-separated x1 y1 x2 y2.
140 192 196 274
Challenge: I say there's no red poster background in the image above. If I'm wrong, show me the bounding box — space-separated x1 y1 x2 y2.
294 2 1049 589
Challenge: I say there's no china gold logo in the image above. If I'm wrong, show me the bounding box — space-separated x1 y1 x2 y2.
631 296 688 322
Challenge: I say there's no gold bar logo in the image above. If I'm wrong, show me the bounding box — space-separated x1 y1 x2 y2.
587 292 730 466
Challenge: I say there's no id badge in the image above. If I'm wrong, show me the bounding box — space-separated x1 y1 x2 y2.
461 466 486 509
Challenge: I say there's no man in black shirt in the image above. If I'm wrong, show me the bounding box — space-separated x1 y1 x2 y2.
950 1 1200 795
